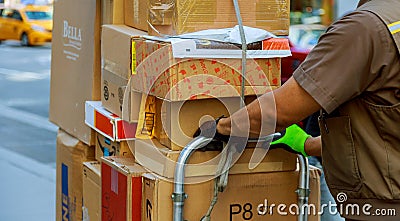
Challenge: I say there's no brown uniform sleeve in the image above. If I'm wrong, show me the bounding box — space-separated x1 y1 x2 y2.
293 10 390 113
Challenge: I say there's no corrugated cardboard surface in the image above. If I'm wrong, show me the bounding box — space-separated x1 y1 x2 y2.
124 0 149 31
83 161 101 221
133 95 239 149
145 0 289 35
49 0 101 145
134 95 273 150
56 129 95 221
143 169 320 221
132 38 281 100
95 132 134 162
101 0 124 24
159 97 241 150
101 157 146 221
101 69 129 116
101 25 147 79
135 138 297 178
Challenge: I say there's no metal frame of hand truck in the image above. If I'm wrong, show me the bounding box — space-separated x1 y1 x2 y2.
172 136 311 221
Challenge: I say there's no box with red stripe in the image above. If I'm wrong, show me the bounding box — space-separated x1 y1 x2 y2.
85 101 137 141
101 156 146 221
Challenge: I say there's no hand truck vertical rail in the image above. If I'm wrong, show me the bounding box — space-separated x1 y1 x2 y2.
172 136 311 221
172 136 214 221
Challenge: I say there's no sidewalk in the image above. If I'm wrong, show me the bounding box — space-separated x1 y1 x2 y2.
0 147 55 221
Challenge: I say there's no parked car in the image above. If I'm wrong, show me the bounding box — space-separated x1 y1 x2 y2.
281 24 326 83
0 4 52 46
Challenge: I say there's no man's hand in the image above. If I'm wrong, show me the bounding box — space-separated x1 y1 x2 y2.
193 116 230 142
271 124 311 157
193 116 248 152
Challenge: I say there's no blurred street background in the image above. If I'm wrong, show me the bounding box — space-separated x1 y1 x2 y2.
0 41 56 220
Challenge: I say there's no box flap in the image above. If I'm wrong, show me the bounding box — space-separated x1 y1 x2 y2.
83 161 101 186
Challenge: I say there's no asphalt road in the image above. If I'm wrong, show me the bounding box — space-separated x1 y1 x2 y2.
0 40 57 166
0 40 57 220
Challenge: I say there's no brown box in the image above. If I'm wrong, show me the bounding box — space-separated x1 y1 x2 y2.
144 0 289 36
135 138 297 178
83 161 101 221
101 0 125 24
101 69 129 116
95 132 134 162
101 157 147 221
134 95 242 150
50 0 101 145
143 168 320 221
56 129 95 221
157 97 238 150
124 0 149 31
131 38 282 101
101 25 147 79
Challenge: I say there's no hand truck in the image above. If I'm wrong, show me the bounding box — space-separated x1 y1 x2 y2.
172 136 311 221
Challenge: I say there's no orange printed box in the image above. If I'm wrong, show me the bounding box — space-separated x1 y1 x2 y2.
131 38 286 100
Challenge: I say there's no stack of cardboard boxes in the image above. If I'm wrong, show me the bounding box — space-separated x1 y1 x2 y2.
50 0 321 220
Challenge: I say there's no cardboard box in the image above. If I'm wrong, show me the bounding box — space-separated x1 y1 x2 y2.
101 157 147 221
134 95 241 150
101 25 144 115
101 69 129 116
56 129 95 221
83 161 101 221
158 97 239 150
85 101 138 141
102 0 125 25
134 94 273 150
124 0 149 31
95 132 134 162
135 138 297 178
101 25 147 79
145 0 290 36
131 38 284 100
50 0 101 145
143 169 321 221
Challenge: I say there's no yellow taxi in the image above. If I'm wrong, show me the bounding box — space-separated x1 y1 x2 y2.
0 5 52 46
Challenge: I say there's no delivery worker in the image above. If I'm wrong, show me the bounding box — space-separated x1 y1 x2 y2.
197 0 400 220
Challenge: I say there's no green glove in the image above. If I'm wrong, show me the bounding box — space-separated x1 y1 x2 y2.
271 124 311 157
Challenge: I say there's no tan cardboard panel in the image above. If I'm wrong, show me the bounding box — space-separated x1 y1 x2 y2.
132 92 278 150
101 69 129 117
101 25 147 79
49 0 101 145
135 139 297 178
124 0 149 31
145 0 289 35
143 169 321 221
83 161 101 221
56 129 95 221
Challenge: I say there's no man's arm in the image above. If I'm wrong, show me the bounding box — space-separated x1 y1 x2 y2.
217 77 322 156
217 77 322 135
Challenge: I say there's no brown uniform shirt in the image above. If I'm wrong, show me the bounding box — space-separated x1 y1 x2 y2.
293 10 400 113
293 5 400 219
